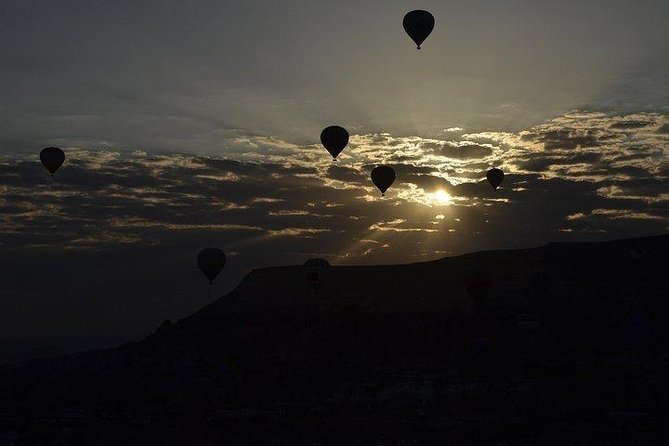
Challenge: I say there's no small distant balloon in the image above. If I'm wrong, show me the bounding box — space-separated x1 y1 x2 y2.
306 271 321 292
320 126 349 160
403 10 435 50
486 168 504 190
371 166 396 196
40 147 65 176
197 248 226 285
304 258 331 268
304 258 330 293
463 273 493 304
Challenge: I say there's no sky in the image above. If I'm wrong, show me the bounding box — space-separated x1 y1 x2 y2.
1 0 668 351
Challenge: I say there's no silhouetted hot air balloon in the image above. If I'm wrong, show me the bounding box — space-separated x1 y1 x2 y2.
320 126 349 160
486 168 504 190
304 258 330 268
40 147 65 176
463 273 493 304
371 166 396 196
403 10 435 50
304 258 330 293
197 248 226 285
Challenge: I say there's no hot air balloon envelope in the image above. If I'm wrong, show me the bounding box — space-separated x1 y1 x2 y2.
371 166 396 195
197 248 226 284
320 126 349 160
403 10 435 49
304 258 329 293
486 168 504 190
40 147 65 176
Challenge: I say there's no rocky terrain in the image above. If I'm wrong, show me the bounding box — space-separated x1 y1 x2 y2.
1 235 668 444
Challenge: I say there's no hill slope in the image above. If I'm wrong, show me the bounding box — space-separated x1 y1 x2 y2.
1 235 668 444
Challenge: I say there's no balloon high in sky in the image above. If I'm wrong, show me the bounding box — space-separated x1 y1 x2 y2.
486 168 505 190
403 10 435 50
371 166 397 196
197 248 226 285
39 147 65 176
320 126 349 160
304 258 330 293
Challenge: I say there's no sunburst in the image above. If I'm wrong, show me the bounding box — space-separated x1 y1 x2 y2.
431 189 452 205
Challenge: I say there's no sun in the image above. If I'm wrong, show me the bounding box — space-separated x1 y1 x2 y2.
431 189 452 205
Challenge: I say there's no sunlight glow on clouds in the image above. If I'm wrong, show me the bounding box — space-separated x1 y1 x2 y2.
1 111 667 265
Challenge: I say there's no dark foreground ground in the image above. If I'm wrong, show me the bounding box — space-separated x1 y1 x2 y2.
1 235 668 445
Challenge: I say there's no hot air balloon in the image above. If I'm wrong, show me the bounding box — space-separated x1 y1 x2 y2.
304 258 330 268
371 166 396 196
403 10 435 50
320 126 349 160
463 273 493 304
304 258 330 293
40 147 65 176
486 168 504 190
197 248 226 285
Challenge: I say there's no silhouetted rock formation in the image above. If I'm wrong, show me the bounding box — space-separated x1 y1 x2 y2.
1 235 668 444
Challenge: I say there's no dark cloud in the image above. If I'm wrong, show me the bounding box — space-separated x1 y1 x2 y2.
515 152 603 172
528 130 600 150
422 142 494 159
389 154 423 163
656 124 669 134
326 165 366 183
610 120 652 129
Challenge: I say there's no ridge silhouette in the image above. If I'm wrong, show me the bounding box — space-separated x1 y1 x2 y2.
1 234 667 444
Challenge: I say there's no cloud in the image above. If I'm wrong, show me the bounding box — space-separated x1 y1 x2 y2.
326 165 366 183
525 129 599 150
426 142 495 159
590 209 665 220
2 111 667 257
1 110 668 349
656 124 669 134
610 120 653 130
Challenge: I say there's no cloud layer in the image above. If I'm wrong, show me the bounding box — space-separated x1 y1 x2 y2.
3 110 667 255
1 111 667 348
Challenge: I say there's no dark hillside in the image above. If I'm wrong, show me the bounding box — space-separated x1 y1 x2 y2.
1 235 668 444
